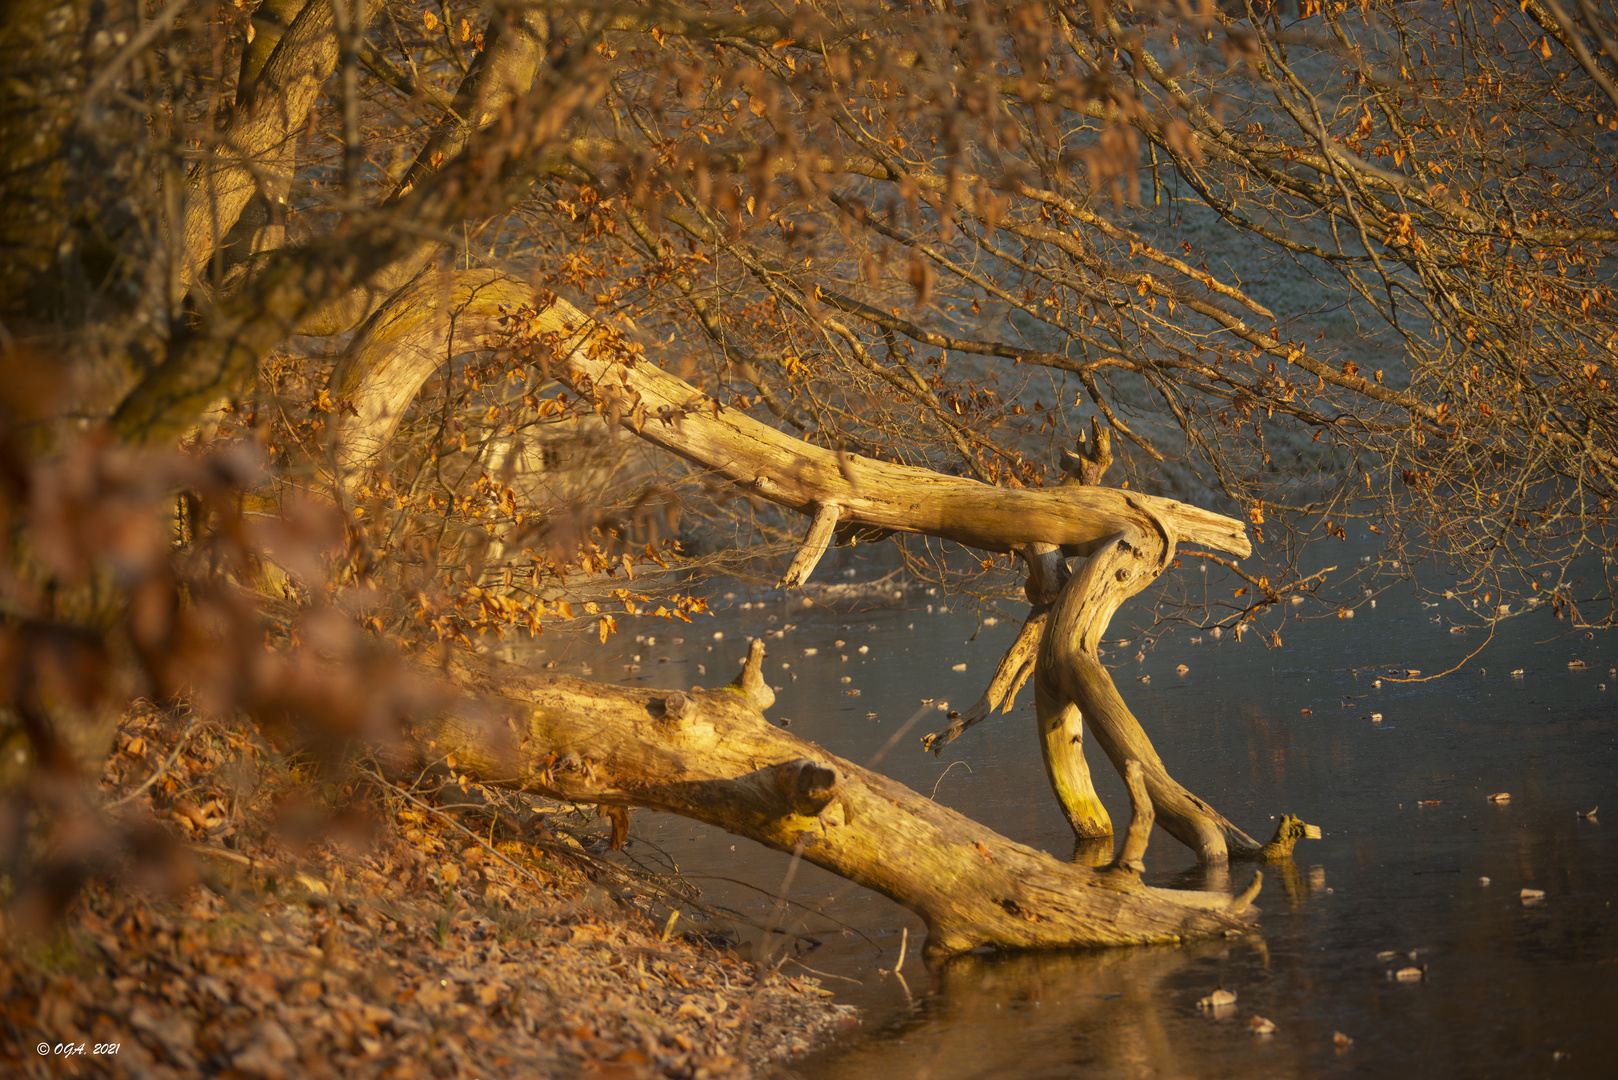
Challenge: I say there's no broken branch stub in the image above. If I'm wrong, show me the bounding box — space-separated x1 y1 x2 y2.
779 502 842 588
726 638 775 712
921 610 1045 753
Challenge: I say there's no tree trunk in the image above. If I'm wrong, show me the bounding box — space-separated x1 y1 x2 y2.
327 274 1282 865
1036 527 1262 861
328 272 1251 561
430 642 1263 957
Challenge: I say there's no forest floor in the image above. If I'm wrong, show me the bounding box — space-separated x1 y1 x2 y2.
0 702 855 1079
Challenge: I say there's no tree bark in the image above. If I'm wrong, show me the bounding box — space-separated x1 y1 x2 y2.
177 0 338 295
429 646 1262 957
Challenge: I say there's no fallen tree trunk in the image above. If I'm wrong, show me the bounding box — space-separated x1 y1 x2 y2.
327 270 1251 564
327 273 1296 866
430 642 1262 956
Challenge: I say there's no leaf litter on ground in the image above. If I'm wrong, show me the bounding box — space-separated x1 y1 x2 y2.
1 702 855 1079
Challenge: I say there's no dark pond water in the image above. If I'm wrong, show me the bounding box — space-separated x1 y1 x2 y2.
532 546 1617 1080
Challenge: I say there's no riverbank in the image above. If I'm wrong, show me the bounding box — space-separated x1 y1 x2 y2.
0 704 855 1079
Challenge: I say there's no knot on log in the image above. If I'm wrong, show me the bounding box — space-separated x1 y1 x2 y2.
661 691 694 724
774 757 840 817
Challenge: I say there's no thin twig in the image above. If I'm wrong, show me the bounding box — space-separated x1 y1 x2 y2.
1382 619 1499 683
107 712 203 808
929 760 972 799
184 842 331 895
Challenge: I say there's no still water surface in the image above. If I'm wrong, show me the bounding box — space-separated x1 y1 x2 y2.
538 554 1616 1079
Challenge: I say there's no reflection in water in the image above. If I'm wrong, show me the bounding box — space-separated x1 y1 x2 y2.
784 940 1307 1080
546 556 1617 1080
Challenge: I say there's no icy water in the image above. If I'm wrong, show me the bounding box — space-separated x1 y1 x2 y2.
533 550 1617 1080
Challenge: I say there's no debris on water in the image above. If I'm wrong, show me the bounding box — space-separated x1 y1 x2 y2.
983 617 998 626
866 712 877 719
1512 669 1525 677
1249 1016 1277 1035
1579 807 1599 821
1373 678 1382 688
1391 965 1428 982
834 639 845 648
1177 664 1189 675
1370 713 1384 722
1300 708 1312 714
1418 799 1442 807
1334 1031 1355 1048
1189 636 1202 644
858 645 869 654
1480 876 1491 886
803 647 818 656
1291 595 1304 605
844 688 861 697
1196 988 1237 1009
1449 626 1465 634
1568 659 1587 669
952 662 967 671
1521 888 1546 904
1488 792 1511 803
1211 627 1223 638
1138 675 1151 683
840 676 851 684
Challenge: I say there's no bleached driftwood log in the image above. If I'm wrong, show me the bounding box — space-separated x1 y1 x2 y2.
432 642 1262 956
